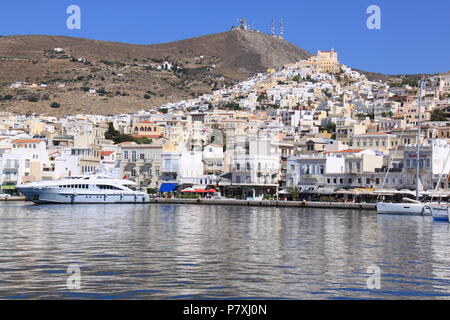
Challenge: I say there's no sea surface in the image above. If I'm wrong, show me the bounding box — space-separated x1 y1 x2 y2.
1 202 450 300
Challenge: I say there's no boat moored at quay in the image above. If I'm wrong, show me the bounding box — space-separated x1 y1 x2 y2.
16 175 150 204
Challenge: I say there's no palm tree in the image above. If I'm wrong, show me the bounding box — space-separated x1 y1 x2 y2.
289 187 300 201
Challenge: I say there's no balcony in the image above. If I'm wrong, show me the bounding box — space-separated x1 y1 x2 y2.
2 167 18 171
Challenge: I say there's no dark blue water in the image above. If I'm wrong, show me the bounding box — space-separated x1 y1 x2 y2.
1 202 450 300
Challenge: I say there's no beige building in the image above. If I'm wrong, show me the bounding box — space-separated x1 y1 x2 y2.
132 121 164 138
336 119 367 146
352 133 399 153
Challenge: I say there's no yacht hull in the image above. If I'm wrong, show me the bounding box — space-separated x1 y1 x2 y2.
376 202 429 215
16 187 150 204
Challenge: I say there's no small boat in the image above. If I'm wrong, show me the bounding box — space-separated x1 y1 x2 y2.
429 205 449 221
16 175 150 204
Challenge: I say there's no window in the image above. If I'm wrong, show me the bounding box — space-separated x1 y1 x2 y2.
124 151 129 160
140 154 145 160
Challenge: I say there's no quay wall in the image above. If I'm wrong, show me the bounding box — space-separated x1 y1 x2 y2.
0 196 27 202
149 198 377 210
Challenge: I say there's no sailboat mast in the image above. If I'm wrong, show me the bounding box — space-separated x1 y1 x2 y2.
416 79 423 201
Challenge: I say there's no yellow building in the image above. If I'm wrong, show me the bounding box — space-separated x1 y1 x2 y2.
298 50 341 74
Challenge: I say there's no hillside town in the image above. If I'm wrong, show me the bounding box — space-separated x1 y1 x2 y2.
1 50 450 201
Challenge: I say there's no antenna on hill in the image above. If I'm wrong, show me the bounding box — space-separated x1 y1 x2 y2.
279 19 284 39
271 20 275 36
239 18 248 30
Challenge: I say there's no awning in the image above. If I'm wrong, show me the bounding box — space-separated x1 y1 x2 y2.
124 163 136 171
182 188 216 193
159 183 178 193
316 187 336 195
192 185 209 189
298 185 319 193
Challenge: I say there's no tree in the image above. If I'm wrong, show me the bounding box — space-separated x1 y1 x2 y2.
257 94 267 102
105 122 153 145
289 187 300 201
28 95 39 102
381 111 393 118
105 122 119 140
292 75 301 82
50 102 61 109
430 108 447 121
322 122 336 139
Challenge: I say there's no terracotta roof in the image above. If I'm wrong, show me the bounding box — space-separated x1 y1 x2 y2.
135 121 155 124
12 139 44 144
120 144 162 149
324 149 365 154
131 134 162 139
207 144 223 148
101 151 115 156
356 132 390 136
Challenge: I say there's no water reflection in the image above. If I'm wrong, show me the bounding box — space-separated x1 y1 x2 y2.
0 202 450 299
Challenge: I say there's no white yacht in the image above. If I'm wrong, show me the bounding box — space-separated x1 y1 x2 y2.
376 202 429 215
16 175 150 204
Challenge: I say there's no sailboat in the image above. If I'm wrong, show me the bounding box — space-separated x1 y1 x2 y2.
428 146 450 221
376 79 430 215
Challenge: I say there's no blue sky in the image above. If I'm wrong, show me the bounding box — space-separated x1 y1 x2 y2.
0 0 449 75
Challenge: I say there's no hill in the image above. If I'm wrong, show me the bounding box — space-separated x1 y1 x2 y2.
0 29 312 116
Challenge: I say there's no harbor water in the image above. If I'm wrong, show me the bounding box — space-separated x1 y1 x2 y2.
1 202 450 300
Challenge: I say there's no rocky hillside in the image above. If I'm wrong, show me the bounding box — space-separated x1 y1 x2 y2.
0 30 312 116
